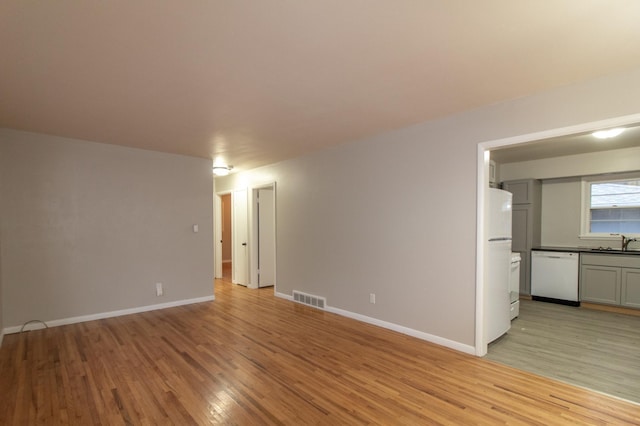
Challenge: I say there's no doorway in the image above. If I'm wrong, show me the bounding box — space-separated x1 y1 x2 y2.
476 113 640 356
216 185 276 289
221 193 232 281
476 113 640 402
214 189 248 286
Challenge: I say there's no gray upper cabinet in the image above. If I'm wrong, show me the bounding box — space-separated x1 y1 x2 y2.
511 205 532 252
504 180 536 204
502 179 542 295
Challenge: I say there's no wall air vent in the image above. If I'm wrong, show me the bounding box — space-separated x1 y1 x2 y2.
292 290 326 310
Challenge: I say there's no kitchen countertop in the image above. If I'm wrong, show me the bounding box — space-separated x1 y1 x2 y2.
532 246 640 255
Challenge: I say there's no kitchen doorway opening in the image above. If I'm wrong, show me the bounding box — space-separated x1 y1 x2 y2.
476 112 640 356
476 112 640 403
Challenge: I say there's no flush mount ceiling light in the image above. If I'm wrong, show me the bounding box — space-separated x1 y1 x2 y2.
592 128 625 139
212 165 233 176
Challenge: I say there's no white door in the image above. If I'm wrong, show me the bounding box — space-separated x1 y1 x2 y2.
257 188 275 287
233 188 248 285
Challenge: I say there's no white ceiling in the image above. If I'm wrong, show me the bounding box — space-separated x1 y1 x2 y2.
3 1 640 172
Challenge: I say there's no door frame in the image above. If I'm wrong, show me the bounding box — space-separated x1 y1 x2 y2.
475 112 640 356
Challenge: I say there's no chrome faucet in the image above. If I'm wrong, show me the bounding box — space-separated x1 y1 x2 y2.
622 235 638 251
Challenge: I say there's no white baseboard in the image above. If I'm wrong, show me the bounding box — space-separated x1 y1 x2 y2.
2 295 215 335
0 329 4 347
275 291 293 301
274 291 475 355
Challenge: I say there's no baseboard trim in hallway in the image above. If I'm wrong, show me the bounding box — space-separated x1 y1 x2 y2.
2 294 215 335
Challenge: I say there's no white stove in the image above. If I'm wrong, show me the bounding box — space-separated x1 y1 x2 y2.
509 252 521 320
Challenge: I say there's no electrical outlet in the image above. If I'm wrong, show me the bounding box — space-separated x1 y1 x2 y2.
369 293 376 304
156 282 163 296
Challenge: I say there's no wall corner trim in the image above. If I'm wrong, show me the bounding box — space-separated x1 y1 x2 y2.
274 292 475 356
2 295 215 335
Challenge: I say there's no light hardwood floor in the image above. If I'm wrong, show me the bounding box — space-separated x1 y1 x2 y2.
1 281 639 424
487 299 640 404
222 262 232 282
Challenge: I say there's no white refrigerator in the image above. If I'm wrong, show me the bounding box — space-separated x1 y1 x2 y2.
486 188 512 343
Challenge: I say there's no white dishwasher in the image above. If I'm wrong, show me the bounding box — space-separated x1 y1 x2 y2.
531 250 580 306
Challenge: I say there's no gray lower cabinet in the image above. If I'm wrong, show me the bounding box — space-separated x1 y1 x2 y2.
580 254 640 308
580 265 620 304
622 268 640 308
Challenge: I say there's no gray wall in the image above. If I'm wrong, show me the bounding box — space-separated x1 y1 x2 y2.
0 129 214 329
216 66 640 348
540 178 587 247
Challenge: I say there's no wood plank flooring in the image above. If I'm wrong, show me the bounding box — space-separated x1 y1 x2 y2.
486 299 640 404
1 281 639 425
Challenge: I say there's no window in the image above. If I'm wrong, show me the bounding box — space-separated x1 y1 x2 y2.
581 175 640 237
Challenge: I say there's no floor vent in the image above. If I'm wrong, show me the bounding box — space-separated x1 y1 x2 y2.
292 291 326 310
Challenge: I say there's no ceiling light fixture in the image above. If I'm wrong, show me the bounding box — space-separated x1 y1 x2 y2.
212 165 233 176
592 128 625 139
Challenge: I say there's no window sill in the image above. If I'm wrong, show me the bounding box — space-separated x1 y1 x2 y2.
579 234 639 240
